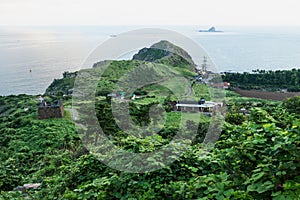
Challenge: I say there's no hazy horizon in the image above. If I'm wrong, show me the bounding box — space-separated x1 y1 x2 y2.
1 0 300 26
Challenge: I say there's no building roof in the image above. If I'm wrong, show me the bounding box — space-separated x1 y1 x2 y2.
176 101 216 108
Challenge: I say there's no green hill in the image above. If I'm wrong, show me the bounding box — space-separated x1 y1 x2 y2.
45 40 197 96
133 40 196 71
0 41 299 199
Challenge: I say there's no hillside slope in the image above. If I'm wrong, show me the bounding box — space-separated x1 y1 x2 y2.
133 40 196 71
1 41 299 199
45 40 197 96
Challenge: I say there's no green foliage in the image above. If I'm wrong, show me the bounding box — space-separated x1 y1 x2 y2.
133 47 171 62
225 113 246 125
0 95 80 194
226 96 279 113
133 40 196 68
282 96 300 115
1 43 300 199
223 68 300 91
2 92 299 199
216 107 300 199
192 83 211 100
45 71 77 96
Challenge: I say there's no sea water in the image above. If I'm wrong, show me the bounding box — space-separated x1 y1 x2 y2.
1 25 300 95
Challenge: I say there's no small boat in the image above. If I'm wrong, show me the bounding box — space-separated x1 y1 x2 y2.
110 34 117 37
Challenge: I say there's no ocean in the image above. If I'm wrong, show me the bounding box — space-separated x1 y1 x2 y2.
1 25 300 96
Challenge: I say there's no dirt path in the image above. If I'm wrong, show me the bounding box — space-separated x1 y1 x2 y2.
185 84 193 96
233 88 300 101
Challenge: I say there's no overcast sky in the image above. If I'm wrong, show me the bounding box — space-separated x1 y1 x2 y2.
0 0 300 26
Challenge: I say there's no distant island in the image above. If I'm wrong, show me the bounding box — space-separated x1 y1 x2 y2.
198 26 223 33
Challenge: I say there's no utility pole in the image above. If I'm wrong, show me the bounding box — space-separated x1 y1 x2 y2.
201 56 208 73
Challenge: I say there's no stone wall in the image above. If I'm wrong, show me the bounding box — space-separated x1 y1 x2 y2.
38 101 64 120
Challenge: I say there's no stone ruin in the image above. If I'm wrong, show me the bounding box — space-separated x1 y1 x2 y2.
38 100 64 120
13 183 41 194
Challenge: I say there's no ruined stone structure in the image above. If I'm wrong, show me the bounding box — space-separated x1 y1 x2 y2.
38 100 64 120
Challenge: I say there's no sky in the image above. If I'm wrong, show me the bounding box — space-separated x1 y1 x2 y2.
0 0 300 26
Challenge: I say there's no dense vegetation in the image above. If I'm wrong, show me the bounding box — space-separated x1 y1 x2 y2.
46 71 77 96
0 94 299 199
223 68 300 91
0 41 299 199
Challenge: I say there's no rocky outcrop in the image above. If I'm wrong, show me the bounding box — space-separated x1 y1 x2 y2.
132 40 196 67
13 183 41 194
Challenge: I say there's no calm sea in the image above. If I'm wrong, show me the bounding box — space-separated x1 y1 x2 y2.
1 26 300 95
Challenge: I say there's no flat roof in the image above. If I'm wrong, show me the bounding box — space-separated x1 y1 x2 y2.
176 103 215 108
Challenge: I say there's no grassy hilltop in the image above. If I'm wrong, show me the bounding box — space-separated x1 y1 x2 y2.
0 41 299 199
